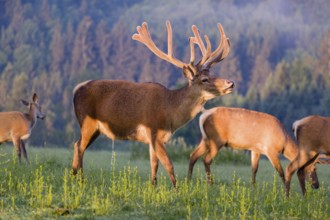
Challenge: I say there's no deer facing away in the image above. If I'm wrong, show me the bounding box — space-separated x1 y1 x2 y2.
0 93 45 163
286 115 330 197
188 107 319 189
72 21 234 187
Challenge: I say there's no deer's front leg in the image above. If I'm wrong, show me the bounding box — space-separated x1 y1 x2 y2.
286 151 311 197
149 144 159 185
13 138 22 163
152 139 176 187
251 151 261 185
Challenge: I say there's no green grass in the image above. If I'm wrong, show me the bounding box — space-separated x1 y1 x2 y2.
0 144 329 219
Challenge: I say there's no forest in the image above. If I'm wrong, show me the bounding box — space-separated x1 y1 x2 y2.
0 0 329 147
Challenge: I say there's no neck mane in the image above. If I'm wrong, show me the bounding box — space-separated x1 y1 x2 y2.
167 84 206 132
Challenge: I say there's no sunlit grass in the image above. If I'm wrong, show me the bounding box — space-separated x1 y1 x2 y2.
0 145 329 219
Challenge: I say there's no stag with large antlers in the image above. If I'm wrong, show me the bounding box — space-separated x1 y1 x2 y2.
72 21 234 186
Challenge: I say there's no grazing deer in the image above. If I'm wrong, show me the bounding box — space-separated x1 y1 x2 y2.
188 107 319 189
0 93 45 163
72 21 234 187
286 115 330 197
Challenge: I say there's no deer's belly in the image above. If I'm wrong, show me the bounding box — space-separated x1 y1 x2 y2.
0 133 30 142
21 133 30 140
98 122 150 144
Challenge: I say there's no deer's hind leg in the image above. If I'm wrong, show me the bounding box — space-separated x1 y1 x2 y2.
285 150 314 197
203 139 223 184
72 118 100 175
188 139 208 180
21 141 29 164
265 150 285 185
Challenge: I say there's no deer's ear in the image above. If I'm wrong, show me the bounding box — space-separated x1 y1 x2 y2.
21 100 29 106
32 93 38 103
183 66 195 81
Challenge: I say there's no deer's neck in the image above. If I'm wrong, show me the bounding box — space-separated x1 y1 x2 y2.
283 135 299 161
167 85 206 131
25 106 37 129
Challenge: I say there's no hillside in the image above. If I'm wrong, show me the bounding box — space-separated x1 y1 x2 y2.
0 0 329 146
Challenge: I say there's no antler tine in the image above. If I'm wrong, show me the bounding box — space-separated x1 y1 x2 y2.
192 25 207 56
200 35 212 65
191 25 214 68
166 21 173 58
132 21 187 69
189 37 196 64
202 23 230 69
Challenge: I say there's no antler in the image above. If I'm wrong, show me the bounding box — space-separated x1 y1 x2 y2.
191 23 230 70
132 21 230 71
191 25 211 64
132 21 189 69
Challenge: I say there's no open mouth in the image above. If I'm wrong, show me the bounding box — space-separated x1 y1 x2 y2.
224 83 235 94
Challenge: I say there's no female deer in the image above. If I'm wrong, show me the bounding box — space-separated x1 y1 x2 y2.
286 115 330 196
188 107 319 189
0 93 45 163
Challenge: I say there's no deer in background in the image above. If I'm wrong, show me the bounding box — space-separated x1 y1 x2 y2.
0 93 45 163
286 115 330 197
188 107 319 189
72 21 234 187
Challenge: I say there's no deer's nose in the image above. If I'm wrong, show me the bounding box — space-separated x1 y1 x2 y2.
311 182 319 189
226 80 235 88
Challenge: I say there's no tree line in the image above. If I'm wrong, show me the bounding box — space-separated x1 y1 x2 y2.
0 0 329 147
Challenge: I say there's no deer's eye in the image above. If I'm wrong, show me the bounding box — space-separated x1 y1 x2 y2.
201 77 210 83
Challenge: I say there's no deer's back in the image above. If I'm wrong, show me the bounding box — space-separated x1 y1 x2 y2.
295 115 330 153
202 107 287 152
73 80 175 142
0 111 30 142
74 80 171 121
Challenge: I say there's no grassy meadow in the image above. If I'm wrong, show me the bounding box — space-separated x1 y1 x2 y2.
0 143 329 219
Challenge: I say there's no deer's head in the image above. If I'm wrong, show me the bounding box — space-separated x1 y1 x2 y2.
132 21 234 100
21 93 45 120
